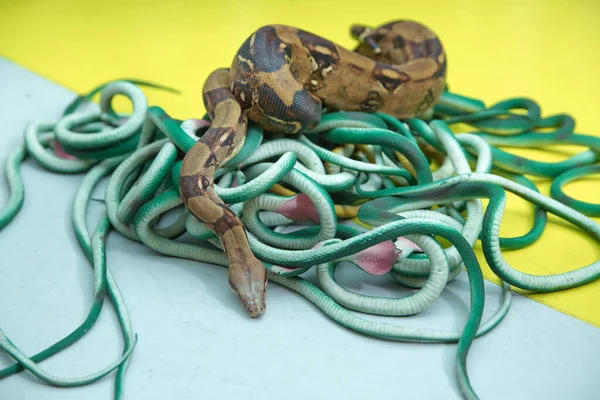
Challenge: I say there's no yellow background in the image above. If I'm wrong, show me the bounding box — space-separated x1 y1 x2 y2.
1 0 599 326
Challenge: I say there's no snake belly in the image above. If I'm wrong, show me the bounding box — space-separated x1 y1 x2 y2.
179 20 447 318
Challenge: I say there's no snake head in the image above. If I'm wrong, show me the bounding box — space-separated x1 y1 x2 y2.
349 24 381 54
228 255 268 318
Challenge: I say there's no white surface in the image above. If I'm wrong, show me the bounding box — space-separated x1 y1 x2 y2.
0 57 598 400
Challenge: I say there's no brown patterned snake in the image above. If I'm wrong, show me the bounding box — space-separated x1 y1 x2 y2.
179 20 446 317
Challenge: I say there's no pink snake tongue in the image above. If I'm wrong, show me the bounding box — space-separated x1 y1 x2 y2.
276 193 320 223
354 240 400 275
354 237 423 275
53 140 77 160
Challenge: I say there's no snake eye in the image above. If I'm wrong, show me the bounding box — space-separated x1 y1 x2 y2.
350 24 367 40
281 44 292 63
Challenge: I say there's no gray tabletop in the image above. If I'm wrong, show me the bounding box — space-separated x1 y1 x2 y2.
0 57 598 400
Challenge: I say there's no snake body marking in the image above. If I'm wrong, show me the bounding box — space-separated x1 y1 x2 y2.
179 20 447 317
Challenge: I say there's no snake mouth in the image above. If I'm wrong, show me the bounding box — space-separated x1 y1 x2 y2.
244 299 266 318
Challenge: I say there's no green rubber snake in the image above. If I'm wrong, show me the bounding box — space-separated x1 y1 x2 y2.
1 75 599 400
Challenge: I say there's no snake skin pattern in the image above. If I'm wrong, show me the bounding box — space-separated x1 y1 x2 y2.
179 20 447 317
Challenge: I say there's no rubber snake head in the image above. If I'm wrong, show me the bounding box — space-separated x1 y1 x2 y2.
228 255 268 318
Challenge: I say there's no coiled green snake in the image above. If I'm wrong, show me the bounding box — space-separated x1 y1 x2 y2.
1 19 600 400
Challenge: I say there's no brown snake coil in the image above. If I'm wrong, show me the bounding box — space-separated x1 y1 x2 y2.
179 20 446 317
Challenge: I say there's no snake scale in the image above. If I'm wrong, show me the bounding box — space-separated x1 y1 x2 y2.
179 20 447 317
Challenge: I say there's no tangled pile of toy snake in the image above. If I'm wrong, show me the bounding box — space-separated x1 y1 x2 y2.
1 20 600 400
